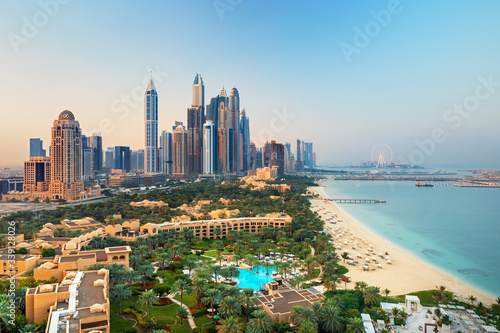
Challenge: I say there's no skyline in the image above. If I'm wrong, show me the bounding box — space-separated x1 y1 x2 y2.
1 1 500 167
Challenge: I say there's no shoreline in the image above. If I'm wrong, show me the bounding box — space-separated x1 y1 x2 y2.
308 181 496 304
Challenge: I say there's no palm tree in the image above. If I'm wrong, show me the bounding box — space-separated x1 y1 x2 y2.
137 290 158 321
217 316 243 333
125 270 141 285
184 256 197 277
129 255 142 270
297 320 318 333
210 264 222 284
468 295 477 305
108 264 127 286
346 317 365 333
219 296 242 318
383 288 391 301
110 284 132 314
155 251 170 279
320 304 344 333
201 288 219 316
216 254 225 266
139 262 155 287
176 306 189 326
340 275 350 290
354 281 368 293
496 296 500 306
233 254 243 266
323 273 340 291
247 309 273 333
363 286 382 308
172 279 193 307
192 278 207 304
291 306 318 327
279 261 291 280
262 261 272 275
340 252 349 263
239 288 257 321
227 266 240 281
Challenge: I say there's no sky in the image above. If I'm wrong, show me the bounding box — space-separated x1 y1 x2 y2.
1 0 499 168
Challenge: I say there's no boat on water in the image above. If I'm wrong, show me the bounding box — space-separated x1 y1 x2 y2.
415 183 434 187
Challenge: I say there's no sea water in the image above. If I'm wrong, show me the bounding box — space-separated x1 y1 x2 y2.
321 170 500 298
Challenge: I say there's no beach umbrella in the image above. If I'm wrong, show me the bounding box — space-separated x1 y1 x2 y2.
348 255 353 259
385 256 390 260
372 256 377 261
343 249 348 253
378 264 382 268
357 254 363 258
379 252 383 256
344 241 348 244
366 251 370 255
365 258 370 262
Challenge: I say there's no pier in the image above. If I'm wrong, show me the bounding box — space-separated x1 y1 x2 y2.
333 176 459 181
327 199 386 204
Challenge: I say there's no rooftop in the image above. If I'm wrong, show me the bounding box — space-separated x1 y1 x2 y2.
257 285 322 314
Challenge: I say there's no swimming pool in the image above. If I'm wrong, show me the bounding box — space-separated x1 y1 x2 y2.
237 266 276 290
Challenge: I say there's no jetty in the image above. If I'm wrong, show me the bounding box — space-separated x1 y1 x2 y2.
327 199 386 204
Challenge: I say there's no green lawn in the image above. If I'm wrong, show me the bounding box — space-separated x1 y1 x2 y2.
390 290 454 306
156 269 176 286
110 293 195 332
310 268 321 279
174 292 198 308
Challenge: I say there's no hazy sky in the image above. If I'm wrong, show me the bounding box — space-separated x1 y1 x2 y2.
1 1 499 168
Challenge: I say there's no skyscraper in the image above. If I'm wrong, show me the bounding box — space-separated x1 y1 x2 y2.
49 110 84 201
263 142 271 168
137 149 144 171
206 95 221 173
270 140 285 176
203 120 215 175
217 88 231 173
159 130 173 175
81 135 92 179
145 74 158 173
90 134 103 174
172 123 187 176
187 106 204 174
296 139 302 162
229 87 240 172
114 146 131 172
29 138 46 157
192 74 204 109
238 109 250 171
23 156 51 193
105 147 114 169
250 141 257 170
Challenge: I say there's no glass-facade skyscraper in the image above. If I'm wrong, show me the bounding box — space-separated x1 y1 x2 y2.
145 74 158 173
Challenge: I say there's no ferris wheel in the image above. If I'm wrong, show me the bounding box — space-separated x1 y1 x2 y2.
370 144 393 168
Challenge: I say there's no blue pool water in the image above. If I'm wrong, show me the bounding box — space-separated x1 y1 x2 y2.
237 266 276 290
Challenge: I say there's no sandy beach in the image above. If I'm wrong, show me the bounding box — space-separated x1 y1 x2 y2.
308 183 496 304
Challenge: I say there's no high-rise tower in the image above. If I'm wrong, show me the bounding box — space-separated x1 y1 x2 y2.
159 130 173 174
217 88 230 174
145 74 158 173
238 109 250 171
192 74 204 110
203 120 215 175
49 110 84 201
229 87 240 172
172 123 187 176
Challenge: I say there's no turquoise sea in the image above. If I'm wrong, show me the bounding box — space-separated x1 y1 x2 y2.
320 168 500 298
